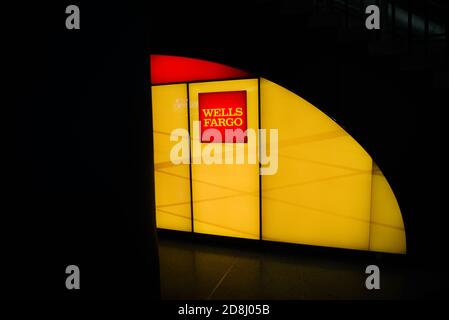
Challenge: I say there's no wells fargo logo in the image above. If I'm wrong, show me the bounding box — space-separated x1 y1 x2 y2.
199 91 247 143
169 90 278 175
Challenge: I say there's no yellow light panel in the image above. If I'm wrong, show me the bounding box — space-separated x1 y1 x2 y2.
151 75 406 254
260 78 406 254
369 163 406 254
261 78 373 251
189 79 260 239
152 84 192 232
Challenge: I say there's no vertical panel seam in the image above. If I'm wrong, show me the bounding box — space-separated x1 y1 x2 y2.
187 83 194 233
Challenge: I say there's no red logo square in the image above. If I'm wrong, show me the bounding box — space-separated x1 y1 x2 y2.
198 91 247 143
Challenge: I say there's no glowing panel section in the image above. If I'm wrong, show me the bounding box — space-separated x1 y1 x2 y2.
151 55 251 85
189 79 259 239
260 78 372 251
152 84 192 232
369 164 406 254
150 55 407 254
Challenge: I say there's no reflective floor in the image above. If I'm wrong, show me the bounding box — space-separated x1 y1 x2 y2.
158 232 445 300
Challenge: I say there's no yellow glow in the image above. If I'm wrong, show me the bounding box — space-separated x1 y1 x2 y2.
261 78 373 251
189 79 260 239
369 164 406 254
151 76 406 254
152 84 192 232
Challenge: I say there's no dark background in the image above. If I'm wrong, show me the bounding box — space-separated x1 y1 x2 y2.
4 1 448 298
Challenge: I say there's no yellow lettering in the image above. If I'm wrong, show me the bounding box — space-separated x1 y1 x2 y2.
210 118 218 127
202 109 214 117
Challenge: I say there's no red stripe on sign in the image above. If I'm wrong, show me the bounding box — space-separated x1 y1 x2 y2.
150 55 251 85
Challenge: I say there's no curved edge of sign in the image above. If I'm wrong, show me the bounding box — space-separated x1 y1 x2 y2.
260 78 406 254
150 55 407 255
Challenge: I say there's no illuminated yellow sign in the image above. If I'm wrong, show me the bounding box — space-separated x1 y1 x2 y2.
151 55 406 254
